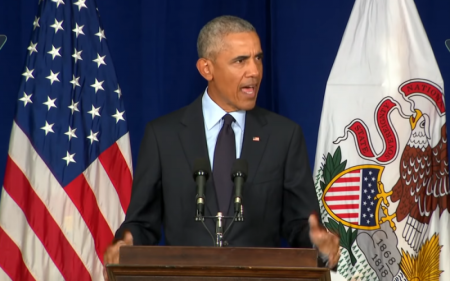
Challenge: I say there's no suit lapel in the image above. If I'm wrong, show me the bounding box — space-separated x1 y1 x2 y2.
178 96 219 224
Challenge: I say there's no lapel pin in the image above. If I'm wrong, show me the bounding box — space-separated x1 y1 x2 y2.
252 137 260 142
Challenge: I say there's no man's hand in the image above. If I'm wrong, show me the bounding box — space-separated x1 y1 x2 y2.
103 231 133 281
308 213 340 268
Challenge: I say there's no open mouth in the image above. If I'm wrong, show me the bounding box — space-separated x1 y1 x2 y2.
240 85 256 96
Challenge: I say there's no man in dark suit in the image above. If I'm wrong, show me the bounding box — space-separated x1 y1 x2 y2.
103 15 339 278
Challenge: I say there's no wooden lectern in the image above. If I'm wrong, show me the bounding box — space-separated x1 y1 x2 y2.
106 246 331 281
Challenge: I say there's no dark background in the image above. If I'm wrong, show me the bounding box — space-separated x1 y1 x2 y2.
0 0 449 192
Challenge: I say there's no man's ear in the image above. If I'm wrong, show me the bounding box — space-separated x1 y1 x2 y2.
196 58 213 81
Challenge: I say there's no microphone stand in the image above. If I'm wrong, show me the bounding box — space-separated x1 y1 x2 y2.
214 212 224 247
196 207 244 247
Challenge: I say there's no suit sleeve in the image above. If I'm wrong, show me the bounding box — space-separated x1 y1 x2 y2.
282 124 321 248
114 122 162 245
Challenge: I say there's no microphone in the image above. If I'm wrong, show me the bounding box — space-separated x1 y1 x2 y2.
231 159 248 214
0 35 6 50
193 158 210 219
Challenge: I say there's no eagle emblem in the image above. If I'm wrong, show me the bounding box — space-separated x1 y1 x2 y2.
381 110 449 251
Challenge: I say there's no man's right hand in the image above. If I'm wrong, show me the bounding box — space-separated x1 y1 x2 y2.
103 230 133 281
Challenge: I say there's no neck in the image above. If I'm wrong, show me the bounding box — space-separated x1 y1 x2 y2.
207 85 237 113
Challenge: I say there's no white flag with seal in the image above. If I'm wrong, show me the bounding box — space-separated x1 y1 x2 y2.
313 0 450 280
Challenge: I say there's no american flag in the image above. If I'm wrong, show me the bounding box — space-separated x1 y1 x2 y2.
323 168 381 228
0 0 132 280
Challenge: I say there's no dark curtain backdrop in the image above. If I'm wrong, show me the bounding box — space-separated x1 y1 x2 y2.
0 0 449 193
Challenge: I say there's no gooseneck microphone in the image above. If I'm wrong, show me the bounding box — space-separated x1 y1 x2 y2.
231 159 248 214
0 35 6 50
193 158 210 219
193 158 247 247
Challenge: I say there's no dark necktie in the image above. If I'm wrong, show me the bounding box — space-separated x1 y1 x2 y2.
213 114 236 213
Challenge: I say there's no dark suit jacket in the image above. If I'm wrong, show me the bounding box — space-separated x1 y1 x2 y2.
115 96 320 248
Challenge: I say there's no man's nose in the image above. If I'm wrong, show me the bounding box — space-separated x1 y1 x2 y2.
245 59 261 77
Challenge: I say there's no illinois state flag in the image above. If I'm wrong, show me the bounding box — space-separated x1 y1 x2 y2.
0 0 132 280
313 0 450 280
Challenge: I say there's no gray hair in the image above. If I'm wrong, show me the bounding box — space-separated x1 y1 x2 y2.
197 15 256 59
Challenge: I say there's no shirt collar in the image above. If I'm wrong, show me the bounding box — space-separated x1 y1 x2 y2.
202 88 246 131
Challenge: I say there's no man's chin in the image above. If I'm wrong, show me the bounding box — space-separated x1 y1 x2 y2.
238 100 257 111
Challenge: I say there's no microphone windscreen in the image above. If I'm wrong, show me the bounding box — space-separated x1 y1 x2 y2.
193 158 210 175
232 159 248 178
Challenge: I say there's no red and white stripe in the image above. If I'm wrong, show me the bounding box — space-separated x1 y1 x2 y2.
0 121 132 280
324 170 362 224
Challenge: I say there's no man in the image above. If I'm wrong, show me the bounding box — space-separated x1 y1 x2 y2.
104 15 339 278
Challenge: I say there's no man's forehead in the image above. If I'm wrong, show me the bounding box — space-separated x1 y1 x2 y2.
219 33 261 51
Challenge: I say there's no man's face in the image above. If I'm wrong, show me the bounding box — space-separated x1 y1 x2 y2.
207 32 263 112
